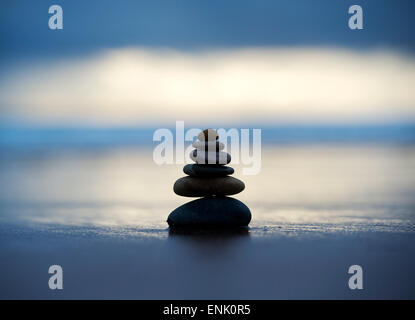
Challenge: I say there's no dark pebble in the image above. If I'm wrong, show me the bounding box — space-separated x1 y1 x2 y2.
174 176 245 197
191 149 231 165
183 164 234 178
167 197 252 228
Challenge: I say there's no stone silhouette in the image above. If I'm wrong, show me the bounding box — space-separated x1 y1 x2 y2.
167 129 251 228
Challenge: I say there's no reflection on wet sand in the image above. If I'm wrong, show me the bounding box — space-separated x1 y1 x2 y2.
0 145 415 234
167 227 251 259
168 226 250 238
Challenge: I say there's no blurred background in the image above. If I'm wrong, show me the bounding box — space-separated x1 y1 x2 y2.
1 0 414 219
1 0 415 225
1 0 415 228
1 0 415 129
0 0 415 299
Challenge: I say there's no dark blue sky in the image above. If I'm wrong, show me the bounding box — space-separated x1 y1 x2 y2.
1 0 415 59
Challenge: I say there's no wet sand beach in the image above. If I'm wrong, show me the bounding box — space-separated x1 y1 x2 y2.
1 145 415 299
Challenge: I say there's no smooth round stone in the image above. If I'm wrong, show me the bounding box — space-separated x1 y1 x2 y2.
174 176 245 197
190 149 231 165
192 140 225 151
197 129 219 141
183 164 234 178
167 197 251 228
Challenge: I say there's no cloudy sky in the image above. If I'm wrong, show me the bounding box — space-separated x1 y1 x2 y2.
1 0 414 126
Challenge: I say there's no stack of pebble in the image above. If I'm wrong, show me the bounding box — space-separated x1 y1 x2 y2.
167 129 251 229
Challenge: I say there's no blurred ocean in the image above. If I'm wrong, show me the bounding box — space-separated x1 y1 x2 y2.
1 124 415 148
1 132 415 230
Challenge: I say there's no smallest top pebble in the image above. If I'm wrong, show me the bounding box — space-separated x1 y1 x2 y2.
197 128 219 141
